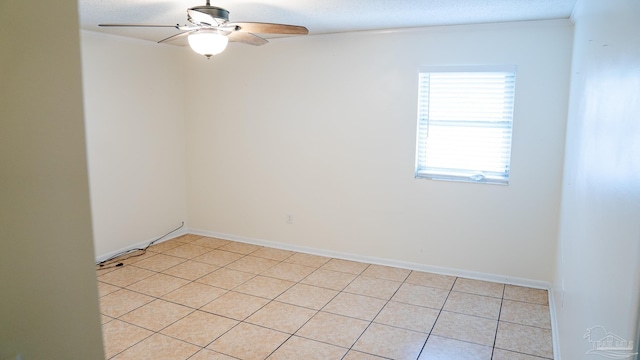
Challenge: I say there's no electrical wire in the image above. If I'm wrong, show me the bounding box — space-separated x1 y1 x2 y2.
96 221 185 270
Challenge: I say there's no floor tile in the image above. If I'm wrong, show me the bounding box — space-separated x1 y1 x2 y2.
418 335 492 359
262 262 316 282
148 239 183 253
284 252 331 267
98 266 155 287
96 265 120 275
175 234 205 243
131 253 185 272
200 291 270 320
323 292 387 321
162 260 218 280
191 237 230 249
504 285 549 305
102 314 114 325
301 268 357 291
126 273 189 297
353 323 428 360
251 247 296 261
111 333 199 360
196 268 255 289
225 255 280 274
500 300 551 329
207 322 289 360
276 283 339 310
119 299 193 332
495 321 554 359
117 249 157 265
453 278 505 298
162 282 227 309
296 311 369 348
342 350 388 359
246 301 317 333
443 291 502 319
189 349 238 360
374 301 439 333
405 271 456 290
321 258 369 274
361 264 411 282
268 335 347 359
163 243 211 259
102 319 153 358
492 348 551 360
99 288 154 318
98 237 556 360
234 275 295 299
161 310 238 347
97 281 121 297
193 249 244 267
218 241 262 255
431 311 498 346
344 276 402 300
392 283 449 309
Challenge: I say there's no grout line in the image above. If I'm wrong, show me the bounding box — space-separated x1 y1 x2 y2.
415 277 456 359
102 319 155 359
490 284 507 359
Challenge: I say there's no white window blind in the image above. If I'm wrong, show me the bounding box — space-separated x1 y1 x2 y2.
415 66 516 185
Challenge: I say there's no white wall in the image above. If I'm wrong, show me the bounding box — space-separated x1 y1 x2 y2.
81 31 188 257
554 1 640 358
185 20 573 282
0 1 104 358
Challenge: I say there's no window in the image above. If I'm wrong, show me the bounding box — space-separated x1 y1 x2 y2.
415 66 516 185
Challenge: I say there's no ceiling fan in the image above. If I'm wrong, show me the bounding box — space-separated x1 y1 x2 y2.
99 0 309 59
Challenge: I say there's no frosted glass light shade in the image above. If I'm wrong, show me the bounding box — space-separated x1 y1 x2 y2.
188 31 229 58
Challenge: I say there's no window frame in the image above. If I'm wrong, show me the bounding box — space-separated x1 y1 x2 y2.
414 65 517 185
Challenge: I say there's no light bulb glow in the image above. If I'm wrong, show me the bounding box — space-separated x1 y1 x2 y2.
188 31 229 58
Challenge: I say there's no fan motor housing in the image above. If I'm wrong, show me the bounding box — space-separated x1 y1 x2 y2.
188 6 229 23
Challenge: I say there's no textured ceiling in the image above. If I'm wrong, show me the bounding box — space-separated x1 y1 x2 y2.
79 0 576 44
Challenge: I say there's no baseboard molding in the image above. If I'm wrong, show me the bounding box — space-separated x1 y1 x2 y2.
95 227 188 263
548 286 562 360
188 228 552 290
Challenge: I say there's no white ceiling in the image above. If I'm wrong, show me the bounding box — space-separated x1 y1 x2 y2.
79 0 576 45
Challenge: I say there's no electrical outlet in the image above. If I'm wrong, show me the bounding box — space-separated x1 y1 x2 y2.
286 214 293 224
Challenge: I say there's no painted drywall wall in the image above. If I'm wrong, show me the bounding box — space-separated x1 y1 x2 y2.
0 1 105 359
184 20 572 281
81 31 188 258
553 1 640 358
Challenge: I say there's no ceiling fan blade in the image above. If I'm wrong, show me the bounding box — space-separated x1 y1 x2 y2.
99 24 179 28
228 22 308 35
227 31 268 46
177 25 200 31
157 31 190 44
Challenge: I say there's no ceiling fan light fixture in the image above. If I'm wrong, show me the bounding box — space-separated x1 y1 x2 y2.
188 30 228 58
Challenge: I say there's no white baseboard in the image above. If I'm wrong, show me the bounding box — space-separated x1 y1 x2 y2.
95 227 188 263
548 286 561 360
188 227 552 290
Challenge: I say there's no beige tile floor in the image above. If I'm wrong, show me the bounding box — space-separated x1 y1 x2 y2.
97 234 554 360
